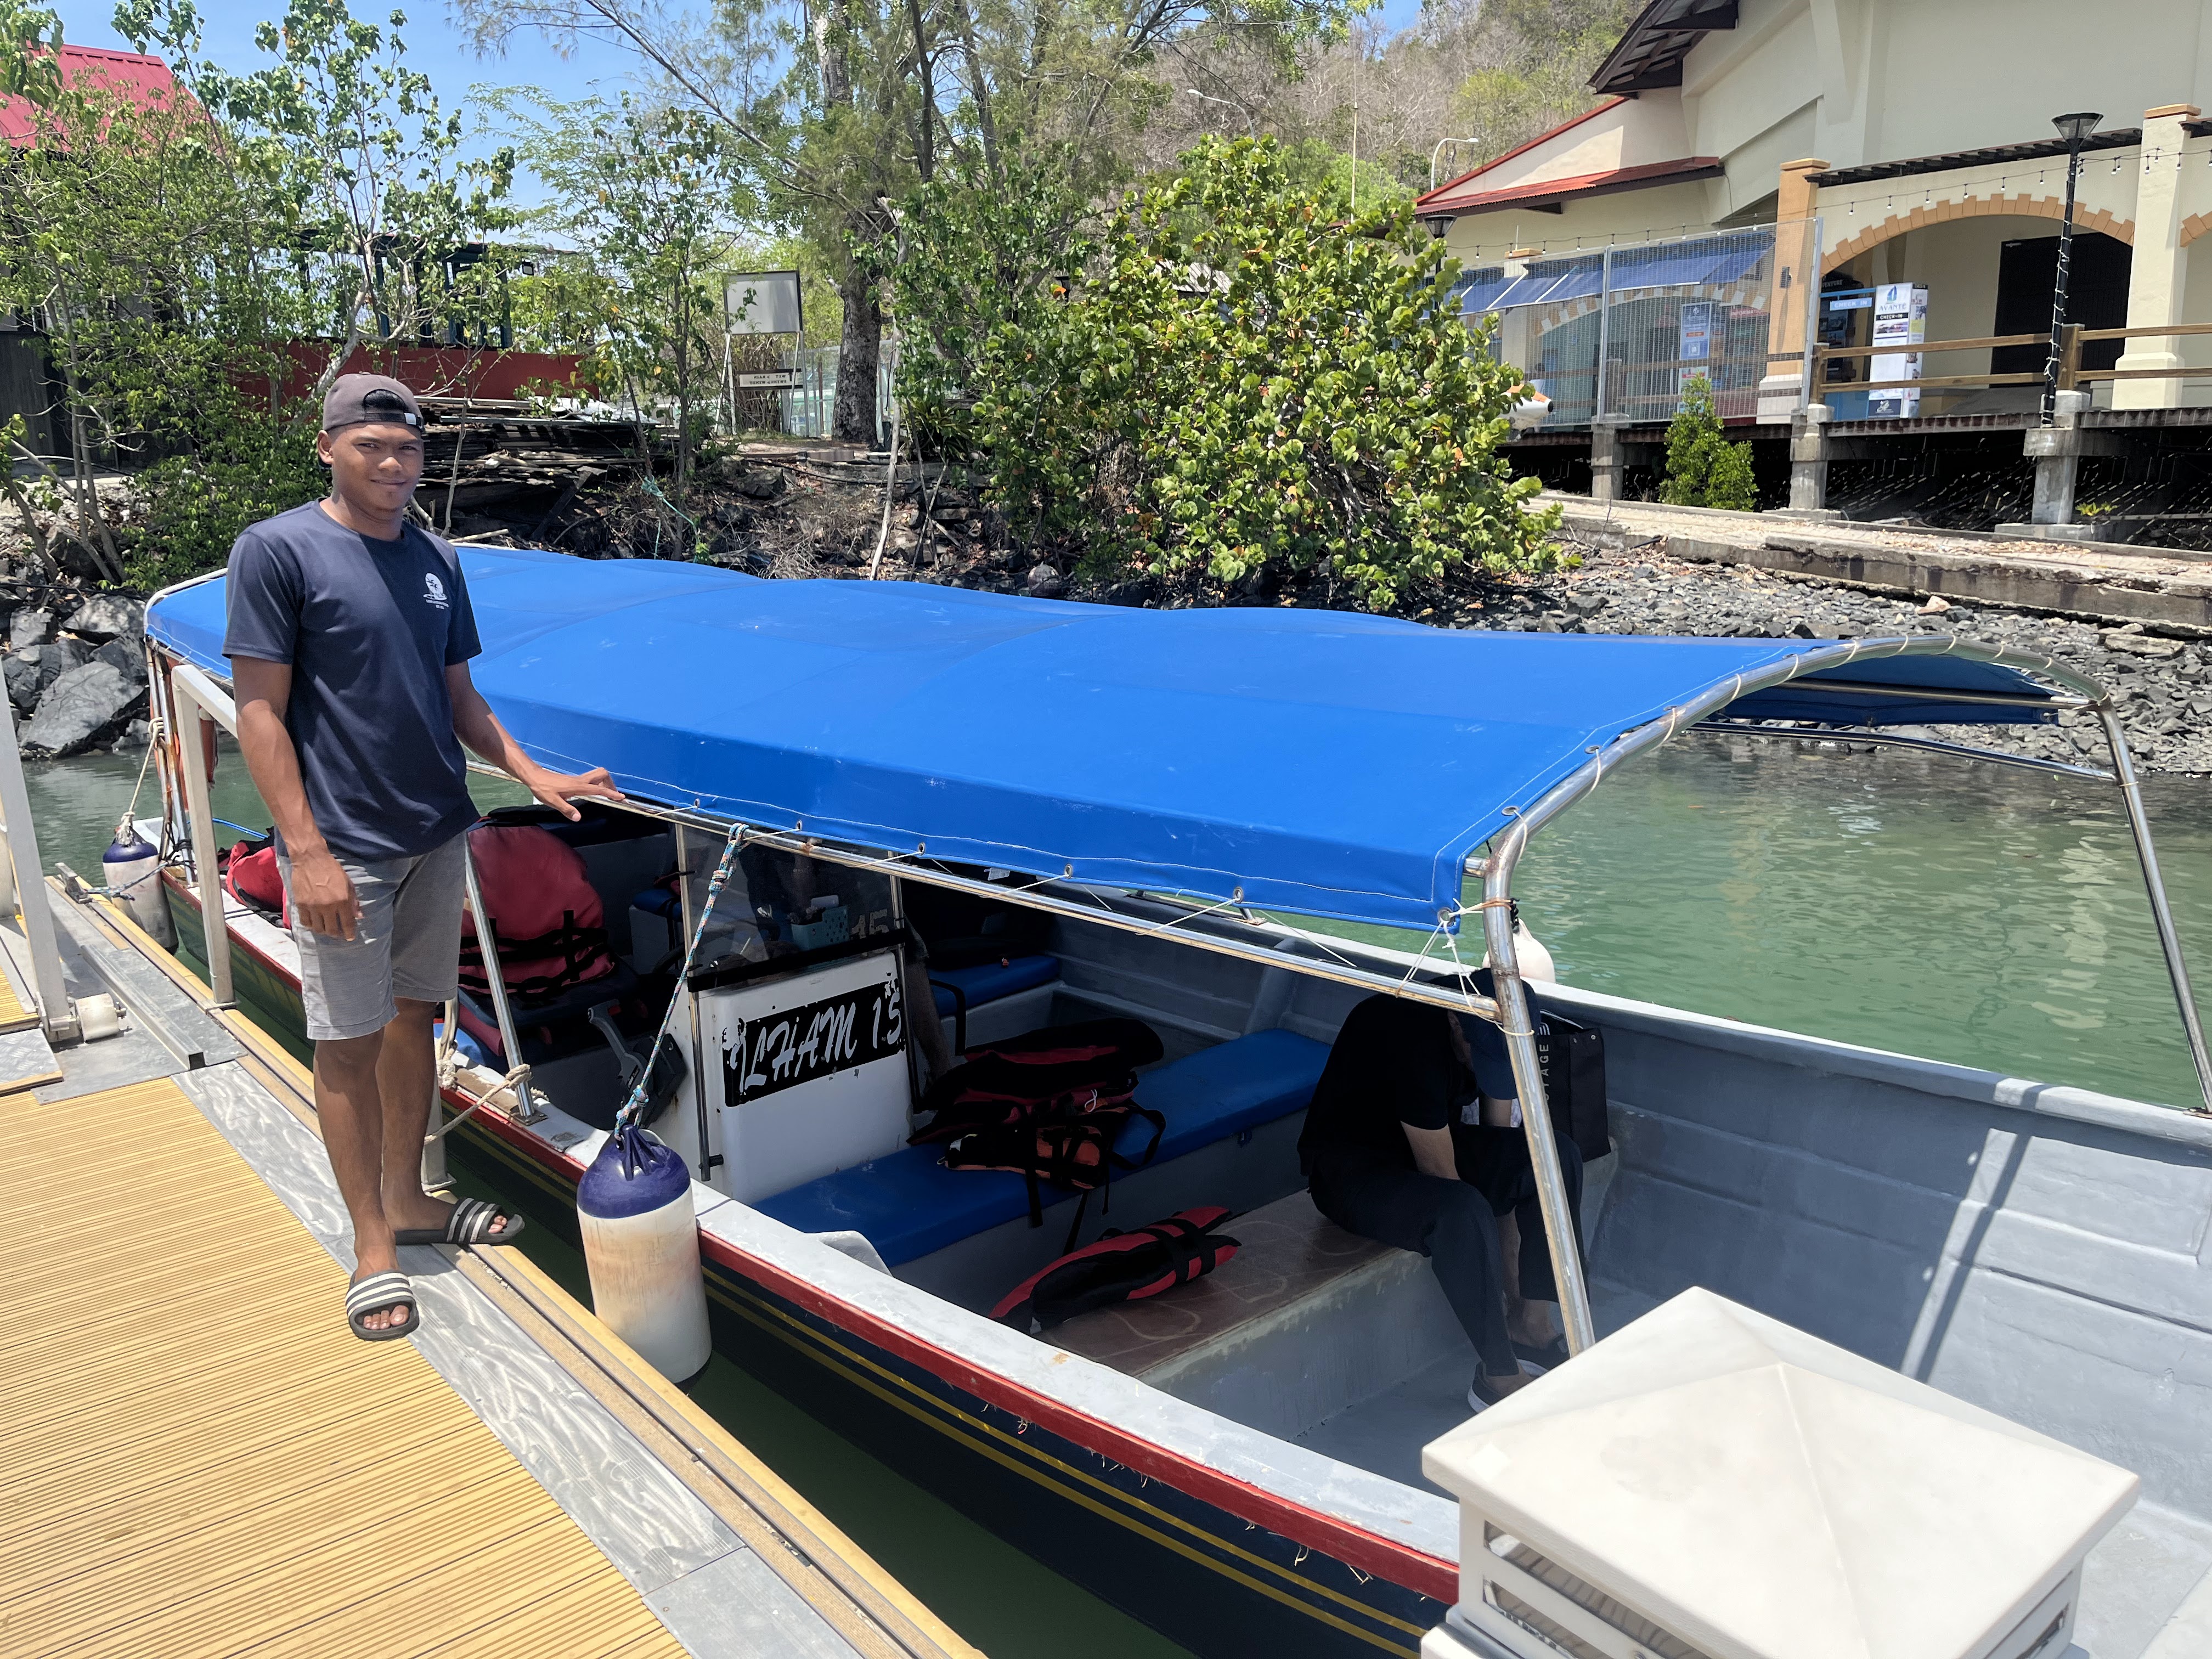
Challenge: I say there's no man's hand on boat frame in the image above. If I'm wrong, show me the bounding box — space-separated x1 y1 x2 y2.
521 764 626 823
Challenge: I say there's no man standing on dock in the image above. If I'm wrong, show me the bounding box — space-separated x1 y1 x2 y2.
224 374 622 1340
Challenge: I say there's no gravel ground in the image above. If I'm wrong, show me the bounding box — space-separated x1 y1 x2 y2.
1471 531 2212 776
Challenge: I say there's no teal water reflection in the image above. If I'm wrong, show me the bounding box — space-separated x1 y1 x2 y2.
1315 733 2212 1109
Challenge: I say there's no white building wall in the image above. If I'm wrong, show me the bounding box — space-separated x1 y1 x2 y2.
1439 182 1720 272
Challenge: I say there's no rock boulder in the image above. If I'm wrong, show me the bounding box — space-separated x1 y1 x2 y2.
92 636 147 682
61 595 145 643
5 638 89 712
22 660 144 756
8 607 48 651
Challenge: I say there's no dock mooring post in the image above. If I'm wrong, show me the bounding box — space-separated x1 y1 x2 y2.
1419 1289 2138 1659
1999 388 2115 541
1588 416 1626 503
1784 402 1843 519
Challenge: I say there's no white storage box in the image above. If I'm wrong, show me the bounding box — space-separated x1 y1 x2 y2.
698 943 912 1203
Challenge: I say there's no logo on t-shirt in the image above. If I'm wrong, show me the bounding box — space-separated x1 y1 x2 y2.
424 571 448 610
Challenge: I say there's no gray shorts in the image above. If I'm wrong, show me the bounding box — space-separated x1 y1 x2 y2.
279 834 468 1041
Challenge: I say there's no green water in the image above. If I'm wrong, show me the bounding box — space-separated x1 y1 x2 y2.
1311 733 2212 1110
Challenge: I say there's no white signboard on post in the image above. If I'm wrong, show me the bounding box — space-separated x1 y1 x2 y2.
725 270 804 336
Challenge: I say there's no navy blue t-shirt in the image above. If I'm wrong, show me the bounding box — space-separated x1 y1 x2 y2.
222 502 482 861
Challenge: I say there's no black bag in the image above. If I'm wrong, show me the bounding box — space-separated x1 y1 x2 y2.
1536 1013 1611 1161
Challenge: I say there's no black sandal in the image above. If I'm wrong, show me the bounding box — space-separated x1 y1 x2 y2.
393 1197 526 1247
346 1270 418 1341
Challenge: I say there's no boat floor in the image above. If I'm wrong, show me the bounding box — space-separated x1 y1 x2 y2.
2 885 978 1659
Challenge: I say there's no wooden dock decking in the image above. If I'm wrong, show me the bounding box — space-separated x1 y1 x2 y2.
0 1073 689 1658
0 879 984 1659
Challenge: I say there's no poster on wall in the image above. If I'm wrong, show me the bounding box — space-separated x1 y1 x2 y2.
1677 301 1716 404
1869 283 1928 418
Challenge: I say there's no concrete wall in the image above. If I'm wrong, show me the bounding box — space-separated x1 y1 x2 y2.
1438 180 1721 274
1680 0 2212 177
1446 94 1690 196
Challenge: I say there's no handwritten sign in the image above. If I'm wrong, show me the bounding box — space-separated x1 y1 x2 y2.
721 968 905 1105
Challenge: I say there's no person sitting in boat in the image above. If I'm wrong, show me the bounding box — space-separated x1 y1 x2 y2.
1298 994 1583 1410
225 373 624 1343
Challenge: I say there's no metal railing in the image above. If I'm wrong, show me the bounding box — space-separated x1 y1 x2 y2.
1816 321 2212 399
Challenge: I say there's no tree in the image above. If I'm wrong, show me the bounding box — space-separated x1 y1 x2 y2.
0 2 305 578
908 137 1556 607
120 0 522 404
501 92 746 499
454 0 1360 443
1661 375 1758 512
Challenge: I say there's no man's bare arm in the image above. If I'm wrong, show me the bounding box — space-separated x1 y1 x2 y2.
446 661 624 821
233 655 360 940
1403 1122 1459 1182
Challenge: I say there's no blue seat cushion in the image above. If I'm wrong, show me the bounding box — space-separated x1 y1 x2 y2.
929 954 1059 1016
755 1028 1330 1266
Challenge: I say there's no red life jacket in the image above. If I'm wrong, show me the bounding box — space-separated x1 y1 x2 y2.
911 1019 1167 1233
459 823 618 1003
993 1208 1239 1334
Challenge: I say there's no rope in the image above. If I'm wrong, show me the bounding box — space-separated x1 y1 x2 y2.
614 827 745 1130
425 1063 531 1142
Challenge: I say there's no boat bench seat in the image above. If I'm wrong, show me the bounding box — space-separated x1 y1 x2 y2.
1053 1188 1473 1441
755 1028 1331 1267
929 954 1059 1024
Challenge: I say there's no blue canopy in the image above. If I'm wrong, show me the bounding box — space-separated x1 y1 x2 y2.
148 550 2068 933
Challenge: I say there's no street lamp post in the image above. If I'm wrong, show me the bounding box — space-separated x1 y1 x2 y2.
2042 111 2103 424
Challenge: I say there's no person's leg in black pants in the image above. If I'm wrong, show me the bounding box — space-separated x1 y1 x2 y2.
1454 1122 1585 1350
1310 1149 1520 1381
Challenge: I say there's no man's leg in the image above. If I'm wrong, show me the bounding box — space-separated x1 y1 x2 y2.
284 849 411 1330
1459 1124 1584 1353
1312 1153 1522 1387
380 834 516 1239
375 996 449 1235
314 1028 407 1329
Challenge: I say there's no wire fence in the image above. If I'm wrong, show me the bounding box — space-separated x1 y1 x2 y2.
1454 219 1822 428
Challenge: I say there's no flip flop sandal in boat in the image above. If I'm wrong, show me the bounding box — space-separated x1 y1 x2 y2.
393 1197 526 1247
1511 1335 1571 1373
346 1271 419 1342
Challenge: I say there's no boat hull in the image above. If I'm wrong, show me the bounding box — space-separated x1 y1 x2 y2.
161 871 1449 1658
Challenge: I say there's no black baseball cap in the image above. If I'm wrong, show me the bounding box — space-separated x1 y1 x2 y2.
323 373 424 433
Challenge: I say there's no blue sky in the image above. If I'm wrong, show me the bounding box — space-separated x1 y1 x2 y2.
52 1 622 132
53 0 1432 193
55 0 1435 115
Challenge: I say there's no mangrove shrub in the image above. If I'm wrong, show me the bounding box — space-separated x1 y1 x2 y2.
900 137 1556 608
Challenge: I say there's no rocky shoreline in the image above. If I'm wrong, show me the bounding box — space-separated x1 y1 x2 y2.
4 591 150 759
1472 531 2212 775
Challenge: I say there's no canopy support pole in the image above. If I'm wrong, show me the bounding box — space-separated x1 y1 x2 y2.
2099 707 2212 1111
171 663 235 1011
1479 848 1597 1358
461 839 539 1123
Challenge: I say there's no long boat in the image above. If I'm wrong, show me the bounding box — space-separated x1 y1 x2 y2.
138 550 2212 1657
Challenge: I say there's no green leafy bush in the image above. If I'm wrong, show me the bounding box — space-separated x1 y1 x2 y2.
1660 375 1758 511
898 137 1557 608
124 413 326 591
